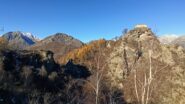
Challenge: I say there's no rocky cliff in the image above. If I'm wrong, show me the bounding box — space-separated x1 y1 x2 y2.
106 26 185 104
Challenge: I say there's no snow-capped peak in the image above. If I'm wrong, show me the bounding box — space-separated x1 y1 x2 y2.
22 32 40 41
158 34 179 44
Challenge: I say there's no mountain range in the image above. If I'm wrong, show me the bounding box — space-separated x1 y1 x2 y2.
1 32 83 60
1 26 185 103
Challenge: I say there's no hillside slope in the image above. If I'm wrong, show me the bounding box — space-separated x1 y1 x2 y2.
60 26 185 104
28 33 84 60
0 49 91 104
107 26 185 104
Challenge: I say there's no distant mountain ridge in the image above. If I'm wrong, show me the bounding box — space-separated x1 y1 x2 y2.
158 35 179 44
28 33 84 60
37 33 82 46
159 35 185 48
1 31 39 49
171 36 185 47
1 32 83 60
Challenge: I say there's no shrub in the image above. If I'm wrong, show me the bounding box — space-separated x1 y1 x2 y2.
39 66 48 77
21 66 33 79
48 72 58 81
58 39 107 64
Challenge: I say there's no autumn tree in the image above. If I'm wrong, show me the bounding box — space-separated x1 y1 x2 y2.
58 39 107 64
0 37 8 51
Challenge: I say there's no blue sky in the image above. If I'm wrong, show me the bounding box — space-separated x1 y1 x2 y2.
0 0 185 42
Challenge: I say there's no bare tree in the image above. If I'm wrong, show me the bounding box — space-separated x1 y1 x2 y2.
80 41 110 104
89 43 107 104
132 40 168 104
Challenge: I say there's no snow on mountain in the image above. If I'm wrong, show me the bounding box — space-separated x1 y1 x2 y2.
22 32 40 41
171 35 185 48
1 31 39 49
158 34 179 44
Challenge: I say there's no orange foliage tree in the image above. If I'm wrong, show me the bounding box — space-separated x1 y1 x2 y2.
58 39 107 64
0 37 8 50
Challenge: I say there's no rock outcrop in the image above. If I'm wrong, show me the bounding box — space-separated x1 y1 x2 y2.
107 26 159 84
106 26 185 103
